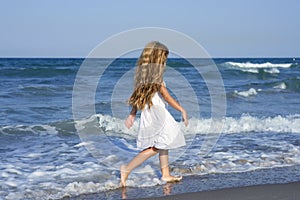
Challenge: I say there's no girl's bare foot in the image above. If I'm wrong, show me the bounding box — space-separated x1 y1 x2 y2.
161 175 182 183
120 165 129 187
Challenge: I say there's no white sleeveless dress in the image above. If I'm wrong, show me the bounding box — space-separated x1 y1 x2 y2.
137 92 186 150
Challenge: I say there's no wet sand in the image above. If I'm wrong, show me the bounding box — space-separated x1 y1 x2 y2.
141 181 300 200
69 165 300 200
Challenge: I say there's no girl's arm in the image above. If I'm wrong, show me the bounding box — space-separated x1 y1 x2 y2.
125 106 137 129
129 106 137 115
159 85 188 126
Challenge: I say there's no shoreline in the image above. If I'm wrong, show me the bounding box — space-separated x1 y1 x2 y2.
141 181 300 200
70 165 300 200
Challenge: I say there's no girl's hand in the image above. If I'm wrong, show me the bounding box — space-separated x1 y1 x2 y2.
125 114 135 129
181 110 188 127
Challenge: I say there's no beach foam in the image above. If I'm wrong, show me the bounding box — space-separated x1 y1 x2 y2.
1 113 300 199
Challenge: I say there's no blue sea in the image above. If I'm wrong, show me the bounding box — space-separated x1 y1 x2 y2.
1 58 300 199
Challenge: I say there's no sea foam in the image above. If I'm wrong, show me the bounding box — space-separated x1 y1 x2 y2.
94 113 300 135
225 61 292 69
224 61 292 74
2 113 300 199
234 88 258 97
2 113 300 138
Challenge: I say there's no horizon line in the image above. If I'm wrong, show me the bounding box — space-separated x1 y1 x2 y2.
0 56 298 59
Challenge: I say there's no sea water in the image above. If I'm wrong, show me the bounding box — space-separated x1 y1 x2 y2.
0 58 300 199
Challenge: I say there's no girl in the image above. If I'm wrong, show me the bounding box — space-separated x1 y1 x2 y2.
121 41 188 187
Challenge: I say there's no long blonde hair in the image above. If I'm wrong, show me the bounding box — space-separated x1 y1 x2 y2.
128 41 169 110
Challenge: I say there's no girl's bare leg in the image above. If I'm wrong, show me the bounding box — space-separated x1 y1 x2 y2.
120 147 158 187
159 150 182 182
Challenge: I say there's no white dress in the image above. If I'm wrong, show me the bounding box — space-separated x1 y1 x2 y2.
137 92 186 150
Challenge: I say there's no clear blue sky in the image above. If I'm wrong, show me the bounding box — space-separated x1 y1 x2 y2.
1 0 299 58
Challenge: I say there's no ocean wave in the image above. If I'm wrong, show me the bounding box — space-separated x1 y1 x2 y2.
222 61 295 74
82 113 300 135
241 68 279 74
2 113 300 137
234 88 259 97
264 68 280 74
238 68 260 73
0 66 77 78
221 114 300 134
224 61 293 69
0 120 76 136
273 82 287 90
266 77 300 92
245 78 300 93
